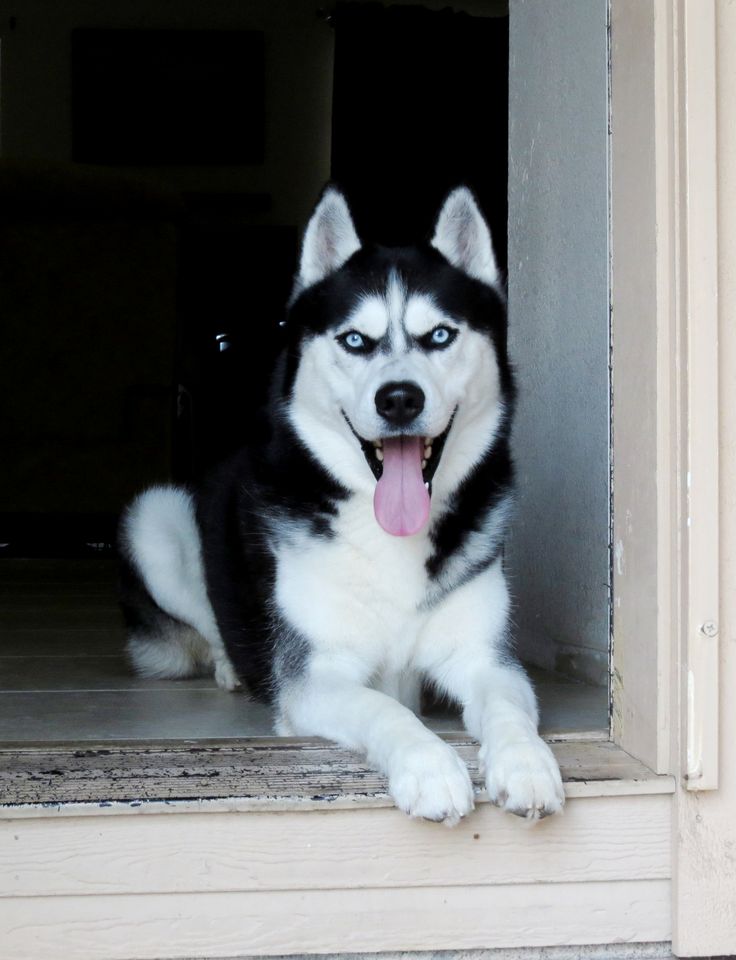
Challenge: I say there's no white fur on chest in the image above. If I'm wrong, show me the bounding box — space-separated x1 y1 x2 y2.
274 494 434 671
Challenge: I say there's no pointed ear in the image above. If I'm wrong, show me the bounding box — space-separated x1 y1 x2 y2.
431 187 500 288
298 187 361 288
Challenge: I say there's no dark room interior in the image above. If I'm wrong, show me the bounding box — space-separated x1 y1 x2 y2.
0 0 608 743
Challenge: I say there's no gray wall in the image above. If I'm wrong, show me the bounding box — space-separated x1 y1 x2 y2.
507 0 610 685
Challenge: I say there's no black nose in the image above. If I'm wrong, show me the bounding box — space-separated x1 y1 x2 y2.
375 381 425 427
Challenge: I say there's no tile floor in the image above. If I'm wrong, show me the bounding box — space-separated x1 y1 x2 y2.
0 559 609 743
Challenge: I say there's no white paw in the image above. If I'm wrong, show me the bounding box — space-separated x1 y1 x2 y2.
389 740 475 826
214 658 242 692
481 736 565 821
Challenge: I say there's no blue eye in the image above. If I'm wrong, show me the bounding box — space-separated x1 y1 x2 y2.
430 326 453 346
338 330 375 353
345 331 364 349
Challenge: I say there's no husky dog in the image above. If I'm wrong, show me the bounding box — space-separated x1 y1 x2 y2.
119 186 564 825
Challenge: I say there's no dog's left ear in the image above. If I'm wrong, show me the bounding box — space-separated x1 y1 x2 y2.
298 186 361 289
431 187 500 288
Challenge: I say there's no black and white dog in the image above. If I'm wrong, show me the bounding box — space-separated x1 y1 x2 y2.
119 186 564 825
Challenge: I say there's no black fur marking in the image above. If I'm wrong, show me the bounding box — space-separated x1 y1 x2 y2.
426 430 515 584
342 411 383 480
195 413 349 701
291 243 505 329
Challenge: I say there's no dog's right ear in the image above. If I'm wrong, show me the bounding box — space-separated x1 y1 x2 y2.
297 187 361 289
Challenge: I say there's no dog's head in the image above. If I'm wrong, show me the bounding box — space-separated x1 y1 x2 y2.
284 186 512 537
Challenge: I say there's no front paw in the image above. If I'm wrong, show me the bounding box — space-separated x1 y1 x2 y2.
481 736 565 821
389 740 475 827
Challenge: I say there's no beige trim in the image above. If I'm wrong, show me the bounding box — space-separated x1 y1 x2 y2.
677 0 720 793
612 1 735 950
610 0 674 774
0 793 672 960
670 0 736 954
1 879 672 960
0 795 671 898
611 0 721 791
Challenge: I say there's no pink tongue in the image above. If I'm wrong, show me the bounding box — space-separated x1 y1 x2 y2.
373 436 431 536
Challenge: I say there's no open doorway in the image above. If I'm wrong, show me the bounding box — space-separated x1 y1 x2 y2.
0 0 609 745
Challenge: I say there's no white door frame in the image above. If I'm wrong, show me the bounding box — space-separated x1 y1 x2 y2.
612 0 735 953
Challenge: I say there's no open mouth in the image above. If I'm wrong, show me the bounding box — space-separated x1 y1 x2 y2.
343 413 455 537
355 419 454 487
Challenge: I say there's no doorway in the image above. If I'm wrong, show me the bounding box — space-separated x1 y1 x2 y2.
0 0 609 744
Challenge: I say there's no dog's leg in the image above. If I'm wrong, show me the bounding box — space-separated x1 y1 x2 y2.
277 663 475 825
462 659 564 820
420 561 564 821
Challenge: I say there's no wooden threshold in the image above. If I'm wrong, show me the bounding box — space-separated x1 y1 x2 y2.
0 736 674 817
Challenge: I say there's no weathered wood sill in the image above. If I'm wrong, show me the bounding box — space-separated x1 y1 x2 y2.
0 736 674 818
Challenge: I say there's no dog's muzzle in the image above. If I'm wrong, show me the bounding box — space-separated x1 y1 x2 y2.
342 410 456 538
